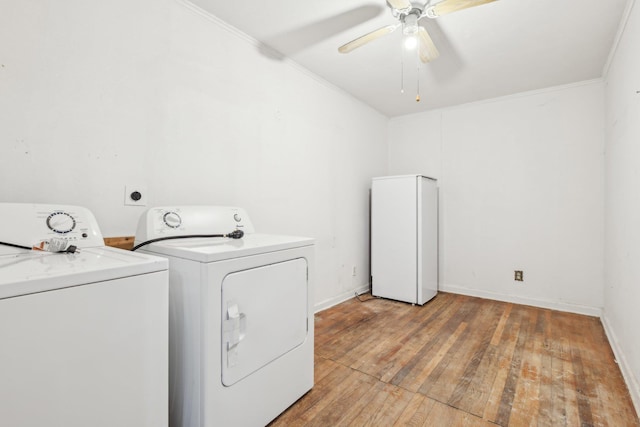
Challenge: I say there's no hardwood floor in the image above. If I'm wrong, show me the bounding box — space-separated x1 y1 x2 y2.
269 292 639 426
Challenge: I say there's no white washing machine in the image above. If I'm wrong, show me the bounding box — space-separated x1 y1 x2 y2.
0 203 169 427
134 206 314 427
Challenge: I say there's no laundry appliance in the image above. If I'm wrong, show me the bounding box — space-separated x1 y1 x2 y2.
134 206 315 427
0 203 168 427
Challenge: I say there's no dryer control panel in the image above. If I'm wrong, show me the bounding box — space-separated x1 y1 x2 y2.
135 206 255 243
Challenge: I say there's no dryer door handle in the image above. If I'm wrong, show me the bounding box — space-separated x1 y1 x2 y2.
224 304 246 367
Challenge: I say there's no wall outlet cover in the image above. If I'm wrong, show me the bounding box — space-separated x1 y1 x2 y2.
124 184 147 206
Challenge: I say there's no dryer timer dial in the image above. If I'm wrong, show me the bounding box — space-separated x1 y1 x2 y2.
163 212 182 229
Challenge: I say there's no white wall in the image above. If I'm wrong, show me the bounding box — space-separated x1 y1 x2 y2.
603 0 640 411
389 81 605 315
0 0 388 309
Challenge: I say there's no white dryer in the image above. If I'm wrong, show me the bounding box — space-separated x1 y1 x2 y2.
0 203 169 427
134 206 314 427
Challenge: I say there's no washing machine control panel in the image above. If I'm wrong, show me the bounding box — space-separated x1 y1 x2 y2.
46 211 77 234
135 206 256 242
0 203 105 252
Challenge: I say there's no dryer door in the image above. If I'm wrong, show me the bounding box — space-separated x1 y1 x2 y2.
221 258 308 386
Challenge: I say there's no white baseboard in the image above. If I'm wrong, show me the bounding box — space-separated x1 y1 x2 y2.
601 314 640 416
439 283 603 317
314 284 370 313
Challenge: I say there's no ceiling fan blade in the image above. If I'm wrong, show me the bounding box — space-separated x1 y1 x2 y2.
418 27 440 63
338 24 400 54
386 0 412 11
426 0 498 18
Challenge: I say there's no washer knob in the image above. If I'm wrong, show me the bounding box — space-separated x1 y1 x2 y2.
163 212 182 229
46 212 76 234
233 213 242 222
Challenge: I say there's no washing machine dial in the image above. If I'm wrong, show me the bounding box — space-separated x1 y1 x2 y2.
163 211 182 229
46 211 76 234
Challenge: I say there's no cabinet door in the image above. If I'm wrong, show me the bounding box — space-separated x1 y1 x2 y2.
221 258 308 386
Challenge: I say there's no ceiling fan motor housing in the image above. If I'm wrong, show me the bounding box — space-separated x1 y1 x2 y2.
401 11 421 35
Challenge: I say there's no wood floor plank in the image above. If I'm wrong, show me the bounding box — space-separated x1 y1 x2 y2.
490 303 513 346
351 293 456 381
423 399 494 426
393 393 435 426
390 296 477 389
303 370 379 427
418 299 502 401
420 400 461 426
447 333 496 414
573 315 636 427
348 382 414 426
481 317 522 421
484 307 529 425
537 310 554 425
508 308 542 426
268 360 353 426
371 294 467 383
561 336 582 427
333 300 420 369
571 347 595 426
454 301 516 418
494 309 531 426
584 322 640 425
548 312 572 425
447 302 506 412
549 343 569 426
462 344 501 417
313 354 339 384
361 296 454 381
314 311 380 359
316 299 415 362
325 380 387 425
395 321 468 392
281 369 364 426
269 293 640 427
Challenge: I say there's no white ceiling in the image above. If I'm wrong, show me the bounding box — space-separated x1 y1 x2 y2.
184 0 628 117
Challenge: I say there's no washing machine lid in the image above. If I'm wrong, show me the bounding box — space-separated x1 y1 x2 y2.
139 233 314 263
0 247 168 299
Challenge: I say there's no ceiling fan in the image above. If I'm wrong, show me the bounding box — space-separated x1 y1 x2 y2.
338 0 498 63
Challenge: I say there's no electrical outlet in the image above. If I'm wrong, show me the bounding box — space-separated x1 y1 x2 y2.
124 184 147 206
514 270 523 281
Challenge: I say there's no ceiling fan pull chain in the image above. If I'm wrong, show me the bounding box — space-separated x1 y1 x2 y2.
416 52 421 102
400 48 405 94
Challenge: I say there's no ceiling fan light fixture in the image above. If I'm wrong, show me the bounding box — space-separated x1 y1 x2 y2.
402 12 419 36
403 34 418 50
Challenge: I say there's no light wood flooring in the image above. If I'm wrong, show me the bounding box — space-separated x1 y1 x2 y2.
269 292 639 426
